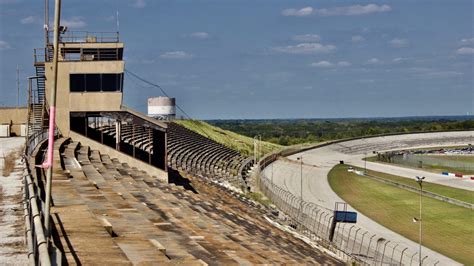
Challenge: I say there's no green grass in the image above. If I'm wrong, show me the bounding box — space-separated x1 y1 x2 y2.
174 120 282 156
328 164 474 265
358 166 474 204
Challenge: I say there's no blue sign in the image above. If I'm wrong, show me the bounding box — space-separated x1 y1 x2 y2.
334 211 357 223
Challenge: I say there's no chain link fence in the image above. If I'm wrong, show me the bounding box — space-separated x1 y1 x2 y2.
258 170 441 265
390 154 474 173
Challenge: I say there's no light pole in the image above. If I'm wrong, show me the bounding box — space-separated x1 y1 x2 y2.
415 176 425 266
297 155 303 222
253 135 261 165
364 152 367 174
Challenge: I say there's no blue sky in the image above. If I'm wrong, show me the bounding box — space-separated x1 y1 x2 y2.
0 0 473 119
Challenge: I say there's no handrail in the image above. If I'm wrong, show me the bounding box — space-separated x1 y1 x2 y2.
23 167 51 265
48 30 120 43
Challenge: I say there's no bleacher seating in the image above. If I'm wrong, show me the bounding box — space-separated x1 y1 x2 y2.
43 138 341 264
93 121 254 184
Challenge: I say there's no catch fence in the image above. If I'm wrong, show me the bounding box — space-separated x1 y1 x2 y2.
257 167 440 265
391 154 474 173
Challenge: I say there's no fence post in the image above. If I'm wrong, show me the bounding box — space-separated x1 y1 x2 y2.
339 223 347 247
366 234 377 260
399 247 408 266
381 240 390 266
389 244 399 265
317 212 329 236
358 231 368 255
311 209 321 237
344 225 355 251
410 252 418 266
325 216 334 239
421 255 428 265
351 228 361 255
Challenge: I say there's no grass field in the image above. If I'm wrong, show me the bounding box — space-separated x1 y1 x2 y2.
328 164 474 265
360 166 474 204
174 120 282 156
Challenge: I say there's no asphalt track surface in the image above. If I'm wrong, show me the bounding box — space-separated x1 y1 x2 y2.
263 131 474 265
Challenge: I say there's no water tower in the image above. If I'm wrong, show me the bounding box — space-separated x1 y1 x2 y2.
147 97 176 120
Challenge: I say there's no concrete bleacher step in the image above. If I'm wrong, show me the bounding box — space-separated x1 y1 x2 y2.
48 139 342 264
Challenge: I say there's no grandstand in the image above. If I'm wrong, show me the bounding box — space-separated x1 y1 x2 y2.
0 1 351 264
26 136 342 264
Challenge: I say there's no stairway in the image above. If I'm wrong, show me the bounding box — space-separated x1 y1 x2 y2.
28 63 48 136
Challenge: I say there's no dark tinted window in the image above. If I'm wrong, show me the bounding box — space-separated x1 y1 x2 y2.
70 73 123 92
102 74 118 91
70 74 85 92
85 74 101 92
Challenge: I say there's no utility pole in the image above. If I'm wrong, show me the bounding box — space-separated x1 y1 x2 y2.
43 0 61 241
16 65 20 107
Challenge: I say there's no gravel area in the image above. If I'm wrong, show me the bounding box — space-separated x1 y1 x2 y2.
0 137 28 265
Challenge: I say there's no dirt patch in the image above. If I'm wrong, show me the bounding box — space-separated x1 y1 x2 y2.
2 151 18 177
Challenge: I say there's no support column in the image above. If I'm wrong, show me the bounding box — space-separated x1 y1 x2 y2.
115 120 121 151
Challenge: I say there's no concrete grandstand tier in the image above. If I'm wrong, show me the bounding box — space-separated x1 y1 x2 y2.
32 137 342 264
92 120 253 184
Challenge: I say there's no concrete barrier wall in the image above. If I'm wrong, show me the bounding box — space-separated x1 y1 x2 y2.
0 107 28 136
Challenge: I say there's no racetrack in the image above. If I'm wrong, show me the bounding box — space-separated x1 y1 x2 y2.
263 131 474 265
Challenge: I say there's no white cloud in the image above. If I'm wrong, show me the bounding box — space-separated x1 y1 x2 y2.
105 16 116 22
310 61 333 68
160 51 193 59
367 58 381 64
389 38 409 48
20 16 36 24
315 4 391 16
61 17 87 29
282 7 313 17
351 35 365 43
460 37 474 45
272 43 336 54
425 71 463 78
133 0 146 8
291 34 320 42
337 61 352 67
456 47 474 55
0 40 10 50
310 60 351 68
188 32 210 39
392 57 408 63
282 4 391 17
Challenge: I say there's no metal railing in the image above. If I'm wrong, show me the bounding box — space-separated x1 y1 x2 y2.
26 129 49 156
49 31 120 43
258 172 440 265
23 164 51 265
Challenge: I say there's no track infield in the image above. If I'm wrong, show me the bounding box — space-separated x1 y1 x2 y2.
328 164 474 265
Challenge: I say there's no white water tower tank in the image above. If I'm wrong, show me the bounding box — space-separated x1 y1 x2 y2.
147 97 176 120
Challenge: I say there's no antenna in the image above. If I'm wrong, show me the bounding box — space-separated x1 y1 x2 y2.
16 65 20 107
116 8 120 32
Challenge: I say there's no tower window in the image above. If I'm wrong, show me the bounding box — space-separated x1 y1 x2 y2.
70 73 124 92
